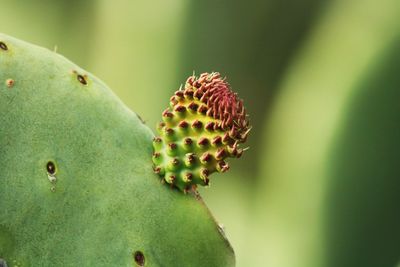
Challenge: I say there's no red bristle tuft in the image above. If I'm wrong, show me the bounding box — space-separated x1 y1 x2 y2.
188 72 250 141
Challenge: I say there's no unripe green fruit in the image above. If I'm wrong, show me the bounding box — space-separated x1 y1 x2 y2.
152 73 250 192
0 33 234 266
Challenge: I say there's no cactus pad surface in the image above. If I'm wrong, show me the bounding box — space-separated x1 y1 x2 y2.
0 33 234 266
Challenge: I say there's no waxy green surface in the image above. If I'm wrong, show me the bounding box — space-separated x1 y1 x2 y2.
0 33 234 267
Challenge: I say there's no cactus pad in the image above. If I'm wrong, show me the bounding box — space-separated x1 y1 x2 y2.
153 73 250 192
0 33 235 266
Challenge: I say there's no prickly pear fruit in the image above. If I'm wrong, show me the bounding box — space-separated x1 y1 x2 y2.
0 33 234 266
152 73 250 192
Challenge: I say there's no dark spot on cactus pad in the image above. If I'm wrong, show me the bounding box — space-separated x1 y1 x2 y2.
46 161 56 175
5 79 14 88
0 42 8 51
77 74 87 85
133 251 145 266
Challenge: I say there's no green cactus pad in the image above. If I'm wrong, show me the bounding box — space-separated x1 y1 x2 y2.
0 33 234 266
153 73 250 192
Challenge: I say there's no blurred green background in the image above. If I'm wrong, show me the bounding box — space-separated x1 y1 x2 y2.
2 0 400 266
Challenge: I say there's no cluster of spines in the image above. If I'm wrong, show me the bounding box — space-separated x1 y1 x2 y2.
152 72 250 192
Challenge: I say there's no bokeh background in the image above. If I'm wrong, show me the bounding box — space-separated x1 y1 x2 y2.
2 0 400 266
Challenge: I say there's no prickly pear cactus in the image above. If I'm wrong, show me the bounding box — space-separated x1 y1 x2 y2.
152 73 250 192
0 33 235 266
